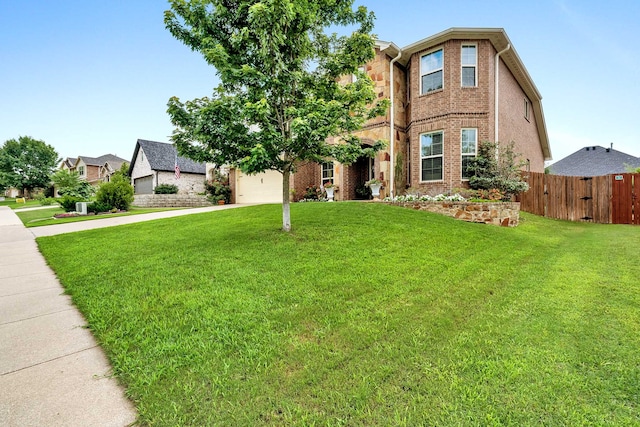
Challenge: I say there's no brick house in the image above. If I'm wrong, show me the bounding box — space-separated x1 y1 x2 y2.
231 27 552 203
60 154 129 185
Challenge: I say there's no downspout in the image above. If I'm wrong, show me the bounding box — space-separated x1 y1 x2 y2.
389 49 402 198
494 43 511 146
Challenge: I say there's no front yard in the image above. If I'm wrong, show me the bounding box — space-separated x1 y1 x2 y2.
14 206 186 227
36 203 640 426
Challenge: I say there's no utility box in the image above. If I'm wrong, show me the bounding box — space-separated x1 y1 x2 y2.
75 202 87 215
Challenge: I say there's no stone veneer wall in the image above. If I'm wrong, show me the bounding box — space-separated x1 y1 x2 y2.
388 201 520 227
133 194 212 208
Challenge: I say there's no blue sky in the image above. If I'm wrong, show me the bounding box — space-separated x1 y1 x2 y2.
1 0 638 164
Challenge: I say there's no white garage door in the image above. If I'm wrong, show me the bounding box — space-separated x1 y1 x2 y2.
236 170 282 203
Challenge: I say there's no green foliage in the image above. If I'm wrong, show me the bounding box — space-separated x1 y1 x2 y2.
87 201 112 214
51 169 95 199
467 141 529 200
0 136 59 196
165 0 388 230
37 204 640 425
59 195 83 212
96 179 134 211
38 197 56 206
205 170 231 203
154 184 179 194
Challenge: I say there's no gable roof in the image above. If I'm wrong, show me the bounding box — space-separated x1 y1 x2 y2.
377 28 551 161
75 154 128 167
549 146 640 176
129 139 206 175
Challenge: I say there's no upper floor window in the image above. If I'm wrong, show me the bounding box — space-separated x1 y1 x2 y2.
78 166 85 176
461 129 477 180
420 131 443 181
524 98 531 121
461 45 477 87
420 49 443 94
321 162 334 186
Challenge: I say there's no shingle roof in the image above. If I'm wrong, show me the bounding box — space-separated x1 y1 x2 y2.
77 154 128 167
132 139 206 175
549 146 640 176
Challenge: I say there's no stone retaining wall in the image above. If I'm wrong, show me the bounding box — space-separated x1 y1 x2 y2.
133 194 212 208
388 201 520 227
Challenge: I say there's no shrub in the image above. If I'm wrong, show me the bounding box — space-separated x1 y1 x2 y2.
205 170 231 203
87 201 112 214
466 141 529 200
38 197 56 206
154 184 179 194
59 195 84 212
96 179 134 211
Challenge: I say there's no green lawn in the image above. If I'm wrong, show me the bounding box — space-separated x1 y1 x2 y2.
36 203 640 426
0 198 47 209
15 206 186 227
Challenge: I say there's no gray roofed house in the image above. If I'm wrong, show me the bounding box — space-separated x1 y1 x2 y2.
59 153 129 186
129 139 207 195
548 145 640 176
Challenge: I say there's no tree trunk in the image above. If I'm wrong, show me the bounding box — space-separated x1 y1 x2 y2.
282 167 291 232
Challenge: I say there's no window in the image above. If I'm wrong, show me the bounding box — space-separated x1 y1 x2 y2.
524 98 531 121
351 65 365 83
461 129 477 180
420 131 443 181
321 162 334 186
78 166 85 176
461 45 477 87
421 49 443 94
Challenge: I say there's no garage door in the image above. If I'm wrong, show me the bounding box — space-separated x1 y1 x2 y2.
236 170 282 203
134 175 153 194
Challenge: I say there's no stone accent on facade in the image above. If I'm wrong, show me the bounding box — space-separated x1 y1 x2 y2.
133 194 212 208
388 201 520 226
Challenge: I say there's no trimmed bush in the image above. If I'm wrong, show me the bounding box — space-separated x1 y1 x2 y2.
59 195 84 212
87 201 112 214
154 184 179 194
96 179 134 211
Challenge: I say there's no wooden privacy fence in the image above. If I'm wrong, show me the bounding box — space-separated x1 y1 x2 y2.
519 172 640 225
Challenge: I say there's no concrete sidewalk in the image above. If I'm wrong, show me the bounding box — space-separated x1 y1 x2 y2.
0 203 254 425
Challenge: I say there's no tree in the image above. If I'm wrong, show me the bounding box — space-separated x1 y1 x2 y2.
51 169 95 199
466 141 529 200
165 0 388 231
0 136 59 198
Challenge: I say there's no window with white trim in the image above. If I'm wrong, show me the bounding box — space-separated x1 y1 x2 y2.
524 98 531 121
461 45 477 87
420 49 443 94
420 131 443 181
461 129 477 180
321 162 334 186
351 65 365 83
78 166 85 176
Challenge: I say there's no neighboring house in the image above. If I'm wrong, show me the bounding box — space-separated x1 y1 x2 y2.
548 145 640 176
61 154 129 185
230 27 552 203
129 139 206 195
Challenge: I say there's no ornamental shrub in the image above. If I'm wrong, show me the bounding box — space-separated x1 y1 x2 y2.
466 141 529 200
96 178 134 211
154 184 179 194
87 201 112 214
59 195 84 212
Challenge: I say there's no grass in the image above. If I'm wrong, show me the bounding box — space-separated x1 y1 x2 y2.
0 198 46 209
36 203 640 426
14 206 186 227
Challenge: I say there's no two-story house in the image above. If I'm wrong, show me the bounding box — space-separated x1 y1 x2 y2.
60 154 129 185
229 28 552 203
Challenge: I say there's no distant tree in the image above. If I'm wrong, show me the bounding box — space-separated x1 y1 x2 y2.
51 169 94 199
0 136 59 197
165 0 388 231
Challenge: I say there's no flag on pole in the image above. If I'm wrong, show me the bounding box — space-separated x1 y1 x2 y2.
174 154 181 179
